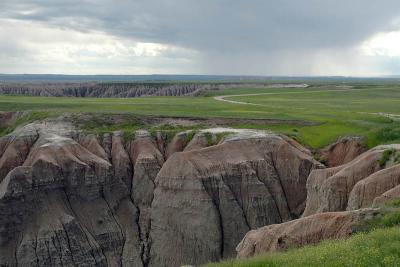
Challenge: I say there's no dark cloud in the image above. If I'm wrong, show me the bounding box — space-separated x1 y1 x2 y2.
1 0 400 74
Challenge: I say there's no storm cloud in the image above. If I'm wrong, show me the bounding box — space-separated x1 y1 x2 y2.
1 0 400 75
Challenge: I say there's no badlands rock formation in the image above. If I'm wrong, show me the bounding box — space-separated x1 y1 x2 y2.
304 145 400 216
317 137 365 167
150 133 322 266
0 121 320 267
235 143 400 259
0 112 23 128
0 82 306 98
236 208 379 259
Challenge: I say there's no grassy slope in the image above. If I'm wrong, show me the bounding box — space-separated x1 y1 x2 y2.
207 227 400 267
0 84 399 148
208 201 400 267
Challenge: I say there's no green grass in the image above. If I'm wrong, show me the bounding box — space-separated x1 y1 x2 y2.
203 131 234 146
352 200 400 233
208 200 400 267
379 149 396 168
1 84 399 149
377 149 400 168
207 227 400 267
0 110 53 136
77 114 205 142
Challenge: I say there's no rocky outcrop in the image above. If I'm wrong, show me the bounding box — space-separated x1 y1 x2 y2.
128 130 164 266
304 145 400 216
348 164 400 210
235 143 400 261
165 131 192 158
373 184 400 206
236 208 379 259
184 132 210 151
0 121 321 267
149 133 322 267
111 132 132 190
0 112 23 128
317 137 365 167
0 124 143 266
0 128 38 182
278 134 311 156
78 133 109 161
0 82 307 98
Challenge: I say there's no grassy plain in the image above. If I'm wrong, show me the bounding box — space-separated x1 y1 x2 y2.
0 84 399 149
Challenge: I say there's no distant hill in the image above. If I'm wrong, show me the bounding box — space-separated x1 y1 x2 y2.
1 74 400 83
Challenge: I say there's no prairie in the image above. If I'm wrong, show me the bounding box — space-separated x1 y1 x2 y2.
0 83 399 149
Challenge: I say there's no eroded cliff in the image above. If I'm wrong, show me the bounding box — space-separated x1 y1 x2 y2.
0 120 321 267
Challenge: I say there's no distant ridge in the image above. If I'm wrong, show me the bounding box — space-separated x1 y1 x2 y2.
1 74 399 83
0 74 271 83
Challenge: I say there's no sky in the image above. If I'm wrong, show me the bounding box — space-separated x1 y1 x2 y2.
1 1 400 76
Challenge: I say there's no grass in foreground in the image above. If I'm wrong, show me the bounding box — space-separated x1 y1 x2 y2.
208 200 400 267
207 227 400 267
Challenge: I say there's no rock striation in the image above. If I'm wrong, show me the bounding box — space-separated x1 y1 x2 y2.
0 112 23 128
304 144 400 216
0 123 321 267
149 133 322 266
236 208 379 259
235 144 400 260
317 136 365 167
0 82 302 98
0 123 142 267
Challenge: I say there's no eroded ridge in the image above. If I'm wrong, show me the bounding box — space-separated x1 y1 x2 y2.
0 122 321 267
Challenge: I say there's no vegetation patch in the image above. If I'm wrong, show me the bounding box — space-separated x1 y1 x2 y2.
379 149 395 168
207 226 400 267
0 110 53 136
149 124 203 144
353 200 400 233
374 125 400 146
378 148 400 168
185 130 197 144
208 200 400 267
1 84 400 149
204 132 214 146
203 131 234 146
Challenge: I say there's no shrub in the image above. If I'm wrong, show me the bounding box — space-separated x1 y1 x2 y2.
379 149 395 168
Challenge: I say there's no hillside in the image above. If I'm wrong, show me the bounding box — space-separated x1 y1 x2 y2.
208 198 400 267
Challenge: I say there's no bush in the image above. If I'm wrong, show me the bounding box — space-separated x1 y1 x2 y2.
379 149 395 168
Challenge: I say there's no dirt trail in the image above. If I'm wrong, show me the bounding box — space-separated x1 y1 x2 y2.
213 88 363 106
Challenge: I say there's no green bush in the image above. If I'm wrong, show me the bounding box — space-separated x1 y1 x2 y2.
375 126 400 145
379 149 395 168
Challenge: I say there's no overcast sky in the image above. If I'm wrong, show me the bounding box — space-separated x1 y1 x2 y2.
1 0 400 76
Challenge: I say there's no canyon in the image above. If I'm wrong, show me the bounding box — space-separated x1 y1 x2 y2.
0 114 399 266
0 82 306 98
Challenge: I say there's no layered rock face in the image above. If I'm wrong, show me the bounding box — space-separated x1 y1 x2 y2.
0 82 307 98
0 123 320 267
150 134 322 266
235 143 400 259
0 123 143 267
303 145 400 216
317 137 365 167
0 112 23 128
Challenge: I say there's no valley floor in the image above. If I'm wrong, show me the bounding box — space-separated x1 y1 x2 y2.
1 83 400 149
